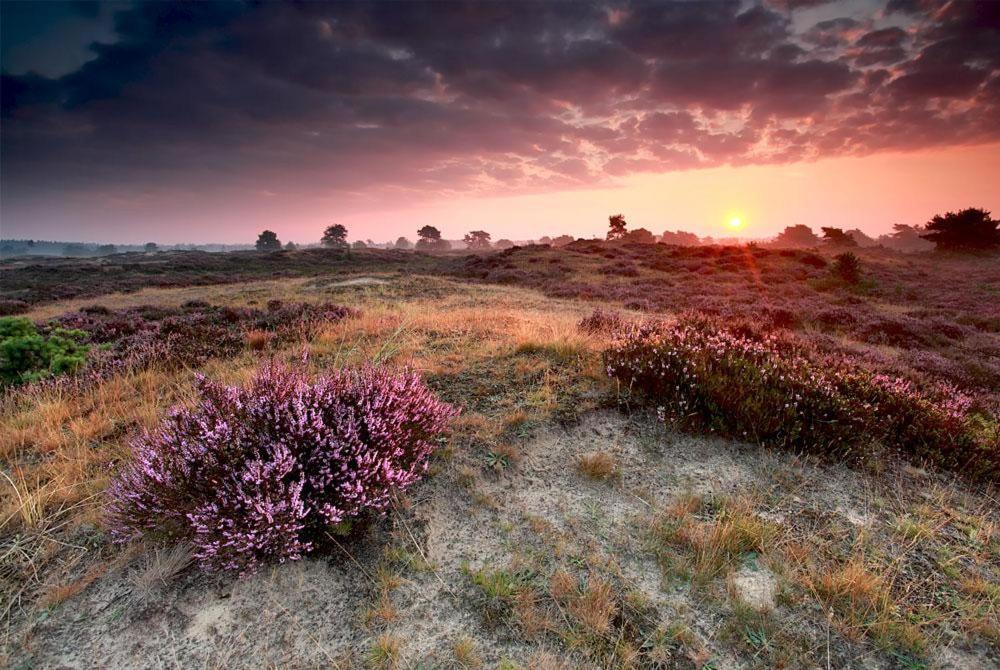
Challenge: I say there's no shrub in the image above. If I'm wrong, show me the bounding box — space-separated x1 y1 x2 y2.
832 252 862 284
799 253 827 268
0 317 89 386
603 317 994 479
0 299 29 316
106 363 457 573
52 300 354 370
577 308 625 335
599 261 639 277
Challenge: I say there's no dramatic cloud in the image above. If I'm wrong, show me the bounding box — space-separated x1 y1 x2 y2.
1 0 998 218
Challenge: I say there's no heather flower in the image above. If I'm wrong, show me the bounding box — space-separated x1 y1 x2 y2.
604 317 995 480
107 362 457 574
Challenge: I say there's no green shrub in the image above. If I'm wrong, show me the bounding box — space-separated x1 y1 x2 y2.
0 317 89 386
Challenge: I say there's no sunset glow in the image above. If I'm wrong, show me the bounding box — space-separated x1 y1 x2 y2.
1 1 998 244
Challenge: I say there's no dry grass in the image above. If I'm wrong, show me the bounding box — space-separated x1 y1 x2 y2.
451 635 483 668
127 544 194 607
649 495 778 581
576 451 617 480
244 328 274 350
367 633 402 670
566 575 618 637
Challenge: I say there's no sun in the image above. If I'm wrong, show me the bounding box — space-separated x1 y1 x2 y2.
727 216 744 230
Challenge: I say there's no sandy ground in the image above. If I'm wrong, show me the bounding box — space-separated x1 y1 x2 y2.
11 412 997 669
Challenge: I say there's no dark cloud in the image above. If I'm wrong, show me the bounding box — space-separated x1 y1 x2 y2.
1 0 998 208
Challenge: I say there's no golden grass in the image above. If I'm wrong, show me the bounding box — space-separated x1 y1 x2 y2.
367 633 402 670
649 495 778 582
451 635 483 669
576 451 617 480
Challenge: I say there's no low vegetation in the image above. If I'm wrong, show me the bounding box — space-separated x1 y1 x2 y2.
605 315 996 479
107 362 456 574
0 317 88 385
2 242 997 668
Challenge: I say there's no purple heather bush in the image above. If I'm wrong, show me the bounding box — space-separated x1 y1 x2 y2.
604 316 996 480
107 362 457 574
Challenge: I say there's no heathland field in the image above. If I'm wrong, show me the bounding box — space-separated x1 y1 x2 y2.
1 243 997 669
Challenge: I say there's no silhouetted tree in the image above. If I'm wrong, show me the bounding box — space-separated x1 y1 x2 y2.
622 227 656 244
772 224 819 247
256 230 281 251
551 235 575 247
395 237 413 249
921 208 1000 251
821 227 858 247
878 224 932 252
144 242 158 252
607 214 627 241
284 241 298 250
660 230 700 246
416 225 449 250
321 224 348 248
846 229 877 247
494 239 514 249
537 236 552 245
352 240 367 249
464 230 492 249
62 243 88 256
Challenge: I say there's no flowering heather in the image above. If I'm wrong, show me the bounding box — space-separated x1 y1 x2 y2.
106 362 457 574
51 300 354 371
604 317 996 479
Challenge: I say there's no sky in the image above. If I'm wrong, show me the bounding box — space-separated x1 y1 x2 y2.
1 0 998 245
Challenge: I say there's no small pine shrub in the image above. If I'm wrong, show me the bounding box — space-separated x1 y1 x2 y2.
604 317 995 479
833 252 862 284
0 317 89 386
107 362 457 573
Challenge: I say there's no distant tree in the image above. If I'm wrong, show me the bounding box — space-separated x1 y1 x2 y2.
845 229 877 247
537 236 553 245
772 224 819 248
416 225 450 250
321 224 348 248
494 239 515 250
660 230 700 246
96 244 117 255
417 225 442 242
284 241 298 250
607 214 628 241
395 236 413 250
62 243 87 256
352 240 367 249
551 235 575 247
144 242 158 252
920 208 1000 251
879 224 933 252
463 230 492 250
821 227 858 248
256 230 281 251
622 227 656 244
